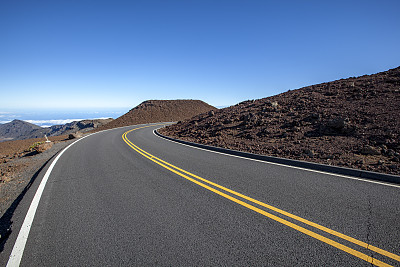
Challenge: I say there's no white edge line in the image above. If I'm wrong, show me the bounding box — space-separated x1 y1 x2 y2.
153 128 400 189
8 121 396 266
6 133 96 267
6 123 154 267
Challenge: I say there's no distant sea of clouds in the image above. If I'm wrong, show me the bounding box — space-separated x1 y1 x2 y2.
0 108 128 127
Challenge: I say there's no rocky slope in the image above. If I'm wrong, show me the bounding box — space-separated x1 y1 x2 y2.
98 100 216 130
0 118 113 142
160 66 400 175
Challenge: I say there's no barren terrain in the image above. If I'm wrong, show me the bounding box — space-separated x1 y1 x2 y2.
0 135 73 229
160 67 400 175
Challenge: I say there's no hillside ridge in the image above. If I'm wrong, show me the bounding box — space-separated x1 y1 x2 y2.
98 99 216 130
160 66 400 175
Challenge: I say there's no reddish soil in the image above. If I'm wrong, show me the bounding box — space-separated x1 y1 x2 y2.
0 135 74 219
97 100 216 131
0 135 68 160
160 67 400 175
0 135 69 192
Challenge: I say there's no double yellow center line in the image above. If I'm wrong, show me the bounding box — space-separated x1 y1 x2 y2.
122 125 400 267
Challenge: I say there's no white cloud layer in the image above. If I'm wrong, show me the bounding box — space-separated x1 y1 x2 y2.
26 118 111 127
0 118 111 127
25 119 84 126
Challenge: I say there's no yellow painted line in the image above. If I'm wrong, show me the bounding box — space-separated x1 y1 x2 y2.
123 126 398 266
126 130 400 263
126 128 400 263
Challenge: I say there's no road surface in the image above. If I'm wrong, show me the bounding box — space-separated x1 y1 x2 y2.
1 124 400 266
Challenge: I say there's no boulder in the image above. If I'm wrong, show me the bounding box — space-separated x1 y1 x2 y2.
265 100 279 107
34 142 53 153
326 117 349 129
304 149 315 157
68 132 83 140
360 145 381 155
320 116 356 135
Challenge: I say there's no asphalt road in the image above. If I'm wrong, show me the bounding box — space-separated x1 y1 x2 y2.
1 124 400 266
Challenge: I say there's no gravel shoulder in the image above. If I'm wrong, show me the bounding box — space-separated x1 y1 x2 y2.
0 136 77 244
0 138 75 217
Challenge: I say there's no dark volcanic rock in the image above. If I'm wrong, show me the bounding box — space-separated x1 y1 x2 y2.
68 132 83 140
160 66 400 175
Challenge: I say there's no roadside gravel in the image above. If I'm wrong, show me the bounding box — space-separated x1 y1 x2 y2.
0 138 76 242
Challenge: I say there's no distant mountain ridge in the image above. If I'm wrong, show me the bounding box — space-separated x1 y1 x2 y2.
0 120 44 141
98 99 217 130
0 118 113 142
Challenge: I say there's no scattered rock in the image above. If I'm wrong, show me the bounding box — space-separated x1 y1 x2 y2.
388 164 398 170
68 132 83 140
223 118 233 124
327 117 349 129
360 145 381 155
304 149 315 158
320 117 356 135
34 142 53 153
355 159 364 165
160 66 400 175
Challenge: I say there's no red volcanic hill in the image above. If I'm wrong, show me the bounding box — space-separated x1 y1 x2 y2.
99 100 217 130
160 67 400 175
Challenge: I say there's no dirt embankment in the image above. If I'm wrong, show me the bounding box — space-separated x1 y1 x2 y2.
160 67 400 175
0 135 73 218
0 135 68 160
97 100 217 131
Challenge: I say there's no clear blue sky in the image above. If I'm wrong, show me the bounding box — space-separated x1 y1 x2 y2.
1 0 399 110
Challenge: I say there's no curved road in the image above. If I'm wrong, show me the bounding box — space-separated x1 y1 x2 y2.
1 124 400 266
